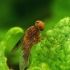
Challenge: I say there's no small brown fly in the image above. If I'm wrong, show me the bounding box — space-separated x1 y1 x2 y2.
11 20 45 70
11 20 60 70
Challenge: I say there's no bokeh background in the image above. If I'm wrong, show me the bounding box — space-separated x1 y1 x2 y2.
0 0 70 70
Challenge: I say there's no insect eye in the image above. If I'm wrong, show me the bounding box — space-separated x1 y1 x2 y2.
35 20 45 31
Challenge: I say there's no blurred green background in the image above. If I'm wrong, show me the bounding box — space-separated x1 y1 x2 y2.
0 0 70 70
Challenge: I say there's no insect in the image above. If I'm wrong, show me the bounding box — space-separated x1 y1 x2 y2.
11 20 45 70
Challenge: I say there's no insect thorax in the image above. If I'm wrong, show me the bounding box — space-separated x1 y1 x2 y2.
24 26 40 44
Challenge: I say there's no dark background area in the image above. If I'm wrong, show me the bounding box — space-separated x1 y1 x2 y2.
0 0 52 29
0 0 70 70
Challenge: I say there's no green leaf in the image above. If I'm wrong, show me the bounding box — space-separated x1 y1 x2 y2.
0 27 24 70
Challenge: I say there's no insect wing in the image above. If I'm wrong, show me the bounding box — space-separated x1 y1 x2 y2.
19 50 32 70
19 50 26 70
11 36 23 54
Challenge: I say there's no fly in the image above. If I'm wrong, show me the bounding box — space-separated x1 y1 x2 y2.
11 20 60 70
11 20 45 70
